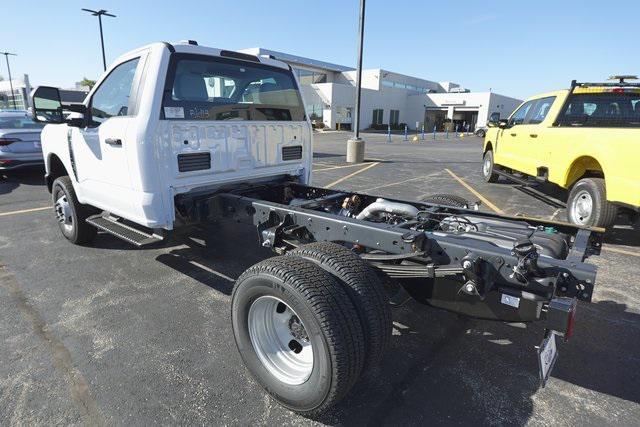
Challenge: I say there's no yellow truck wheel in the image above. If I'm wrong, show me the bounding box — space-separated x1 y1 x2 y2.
482 150 499 183
567 178 618 230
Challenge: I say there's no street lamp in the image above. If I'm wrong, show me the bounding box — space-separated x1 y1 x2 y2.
346 0 366 163
0 52 17 110
81 8 116 71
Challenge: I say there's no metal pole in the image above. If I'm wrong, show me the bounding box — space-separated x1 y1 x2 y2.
4 54 16 110
353 0 365 139
98 14 106 71
346 0 366 163
82 9 115 72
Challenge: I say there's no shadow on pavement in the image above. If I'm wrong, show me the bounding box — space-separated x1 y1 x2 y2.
311 297 640 425
0 167 44 195
605 222 640 247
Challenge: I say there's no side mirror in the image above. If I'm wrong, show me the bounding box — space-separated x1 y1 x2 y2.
32 86 63 123
32 86 87 127
487 112 501 127
498 120 510 129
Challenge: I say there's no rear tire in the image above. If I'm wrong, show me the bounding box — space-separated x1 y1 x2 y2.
52 176 98 244
567 177 618 229
482 150 499 183
286 242 392 371
421 194 470 208
231 256 365 415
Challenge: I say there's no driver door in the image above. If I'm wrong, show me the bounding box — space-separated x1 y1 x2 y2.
71 55 145 217
496 100 534 174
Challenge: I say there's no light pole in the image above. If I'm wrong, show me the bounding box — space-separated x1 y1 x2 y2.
1 52 17 110
81 8 116 71
346 0 366 163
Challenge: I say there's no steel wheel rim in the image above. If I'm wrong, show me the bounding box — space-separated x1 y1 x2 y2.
54 194 73 233
483 156 492 176
570 190 593 225
248 296 313 385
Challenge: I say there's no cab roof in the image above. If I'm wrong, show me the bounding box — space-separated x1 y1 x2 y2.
112 41 291 71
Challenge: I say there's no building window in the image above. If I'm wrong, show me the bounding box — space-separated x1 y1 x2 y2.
296 68 327 85
389 109 400 126
372 109 383 125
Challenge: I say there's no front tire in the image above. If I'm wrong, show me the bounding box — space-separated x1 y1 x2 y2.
52 176 98 244
231 256 365 415
567 177 618 229
482 150 499 183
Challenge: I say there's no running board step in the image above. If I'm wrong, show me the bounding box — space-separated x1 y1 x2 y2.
495 169 537 186
86 214 164 247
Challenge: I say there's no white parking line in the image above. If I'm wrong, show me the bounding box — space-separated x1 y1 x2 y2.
0 206 50 217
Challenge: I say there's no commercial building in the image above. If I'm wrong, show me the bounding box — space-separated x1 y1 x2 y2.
0 74 32 110
240 48 522 131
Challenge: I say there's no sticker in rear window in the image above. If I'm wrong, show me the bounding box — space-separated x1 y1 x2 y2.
501 293 520 308
164 107 184 119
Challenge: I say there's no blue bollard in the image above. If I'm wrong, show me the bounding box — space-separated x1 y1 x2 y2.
403 125 408 141
455 124 459 135
446 128 449 139
421 125 425 141
387 124 391 143
433 125 436 140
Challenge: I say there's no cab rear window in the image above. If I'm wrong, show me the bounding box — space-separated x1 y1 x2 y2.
557 92 640 127
162 53 305 122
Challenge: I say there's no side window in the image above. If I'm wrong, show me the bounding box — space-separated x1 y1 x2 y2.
510 101 534 125
91 58 140 124
527 96 556 124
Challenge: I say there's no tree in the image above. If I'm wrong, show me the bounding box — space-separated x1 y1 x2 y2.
79 77 96 89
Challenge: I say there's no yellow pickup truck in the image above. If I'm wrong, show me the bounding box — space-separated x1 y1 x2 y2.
482 78 640 229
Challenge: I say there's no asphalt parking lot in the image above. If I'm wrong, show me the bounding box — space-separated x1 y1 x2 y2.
1 131 639 425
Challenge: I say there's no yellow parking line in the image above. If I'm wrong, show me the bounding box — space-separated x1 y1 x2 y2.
602 246 640 258
0 206 50 217
314 163 372 172
362 172 440 192
325 162 380 189
444 168 505 214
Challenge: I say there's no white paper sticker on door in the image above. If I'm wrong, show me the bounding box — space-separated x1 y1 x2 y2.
164 107 185 119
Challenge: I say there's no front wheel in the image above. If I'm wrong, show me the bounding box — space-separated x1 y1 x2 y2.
482 150 499 183
567 177 618 229
231 256 365 415
52 176 98 244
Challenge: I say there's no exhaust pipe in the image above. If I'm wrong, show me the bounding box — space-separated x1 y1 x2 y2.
356 198 419 220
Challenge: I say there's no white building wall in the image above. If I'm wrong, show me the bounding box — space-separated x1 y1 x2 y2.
246 47 522 131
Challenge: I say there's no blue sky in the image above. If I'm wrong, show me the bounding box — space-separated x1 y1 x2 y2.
2 0 639 99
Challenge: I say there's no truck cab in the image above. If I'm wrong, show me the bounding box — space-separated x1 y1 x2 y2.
33 41 312 237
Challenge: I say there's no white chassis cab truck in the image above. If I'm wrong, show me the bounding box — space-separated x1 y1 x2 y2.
32 41 603 415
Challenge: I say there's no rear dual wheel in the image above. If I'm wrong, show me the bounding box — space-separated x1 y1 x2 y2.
231 243 391 414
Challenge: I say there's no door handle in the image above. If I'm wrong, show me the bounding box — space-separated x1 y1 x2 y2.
510 133 517 137
105 138 122 146
530 134 538 138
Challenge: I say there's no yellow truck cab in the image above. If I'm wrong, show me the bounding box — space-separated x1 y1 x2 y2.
482 78 640 229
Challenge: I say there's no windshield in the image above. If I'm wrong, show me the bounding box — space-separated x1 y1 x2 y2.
162 54 305 121
558 92 640 127
0 115 45 130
